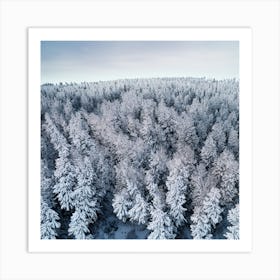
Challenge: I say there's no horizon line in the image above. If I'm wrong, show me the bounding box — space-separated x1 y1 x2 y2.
41 75 239 86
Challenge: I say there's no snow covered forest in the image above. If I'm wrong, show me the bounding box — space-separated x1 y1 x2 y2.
41 77 239 240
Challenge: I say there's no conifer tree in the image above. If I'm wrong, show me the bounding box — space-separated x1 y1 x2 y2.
41 197 60 239
224 204 239 239
227 127 239 156
53 157 76 211
68 157 99 239
200 134 217 167
176 112 199 149
190 187 222 239
68 209 90 239
210 122 226 153
190 206 211 239
166 158 189 228
203 187 223 226
44 113 76 211
128 193 149 225
112 189 132 222
213 149 239 205
147 207 175 239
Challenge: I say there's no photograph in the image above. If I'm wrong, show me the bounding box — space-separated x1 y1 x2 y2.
40 40 240 240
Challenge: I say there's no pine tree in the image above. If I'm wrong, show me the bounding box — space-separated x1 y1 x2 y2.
41 159 55 207
210 122 226 153
190 187 222 239
128 193 149 225
44 113 68 154
69 111 94 156
224 204 239 239
176 112 199 149
147 206 175 239
156 101 178 152
112 189 132 222
146 148 169 187
68 157 99 239
227 127 239 156
200 134 217 167
44 113 76 211
68 209 90 239
166 158 188 227
213 149 239 205
191 163 218 208
190 206 211 239
202 187 223 226
140 100 157 147
41 197 60 239
53 157 76 211
146 159 176 239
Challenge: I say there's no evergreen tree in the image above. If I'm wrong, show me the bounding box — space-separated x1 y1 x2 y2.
227 127 239 157
112 189 132 222
53 157 76 211
68 209 89 239
147 207 175 239
200 134 217 167
44 113 76 211
128 193 149 225
190 206 211 239
41 197 60 239
203 187 223 226
191 163 218 207
190 187 222 239
41 159 55 207
210 122 226 153
224 204 239 239
68 157 99 239
44 113 69 154
166 158 189 227
176 112 199 149
69 111 94 156
140 102 157 148
213 149 239 205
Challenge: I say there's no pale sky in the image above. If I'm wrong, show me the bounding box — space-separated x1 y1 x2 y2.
41 41 239 84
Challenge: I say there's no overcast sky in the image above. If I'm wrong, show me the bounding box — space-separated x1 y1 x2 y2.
41 41 239 84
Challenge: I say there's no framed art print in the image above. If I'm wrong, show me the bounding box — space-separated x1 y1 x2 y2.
2 0 280 279
28 27 252 252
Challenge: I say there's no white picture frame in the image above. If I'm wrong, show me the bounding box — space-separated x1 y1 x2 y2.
29 27 252 253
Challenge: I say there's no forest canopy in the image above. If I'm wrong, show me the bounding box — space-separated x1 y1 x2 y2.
40 77 239 240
